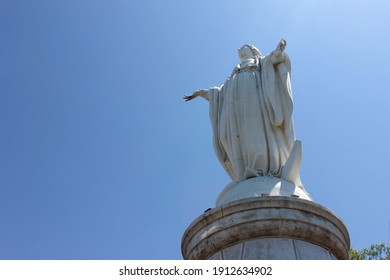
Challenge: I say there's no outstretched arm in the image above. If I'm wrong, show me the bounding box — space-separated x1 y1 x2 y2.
270 38 286 65
183 89 209 102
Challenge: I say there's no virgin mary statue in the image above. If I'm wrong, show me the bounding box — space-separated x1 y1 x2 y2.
184 39 300 185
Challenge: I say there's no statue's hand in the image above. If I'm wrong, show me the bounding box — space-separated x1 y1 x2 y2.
183 94 196 102
271 39 287 65
277 38 287 52
184 89 209 102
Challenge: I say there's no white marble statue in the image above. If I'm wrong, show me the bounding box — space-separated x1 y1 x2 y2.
184 39 303 190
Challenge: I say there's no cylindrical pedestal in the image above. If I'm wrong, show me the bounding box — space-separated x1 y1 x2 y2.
182 197 350 260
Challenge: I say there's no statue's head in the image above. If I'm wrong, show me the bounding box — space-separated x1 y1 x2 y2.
238 44 262 61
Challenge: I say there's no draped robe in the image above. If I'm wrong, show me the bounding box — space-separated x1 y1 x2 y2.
208 54 295 182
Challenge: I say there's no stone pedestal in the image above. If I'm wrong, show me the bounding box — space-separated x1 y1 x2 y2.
182 197 350 260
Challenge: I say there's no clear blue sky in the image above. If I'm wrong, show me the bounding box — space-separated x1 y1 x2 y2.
1 0 389 259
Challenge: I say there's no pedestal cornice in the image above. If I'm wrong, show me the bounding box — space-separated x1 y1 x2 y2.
182 197 350 260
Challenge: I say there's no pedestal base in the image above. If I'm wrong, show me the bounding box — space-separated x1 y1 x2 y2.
216 176 312 206
182 197 350 260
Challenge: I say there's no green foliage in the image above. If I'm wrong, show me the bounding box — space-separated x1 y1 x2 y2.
349 243 390 260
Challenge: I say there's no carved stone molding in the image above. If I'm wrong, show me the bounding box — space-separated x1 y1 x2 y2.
182 197 350 260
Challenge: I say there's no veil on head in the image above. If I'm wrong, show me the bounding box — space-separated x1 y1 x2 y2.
245 44 262 58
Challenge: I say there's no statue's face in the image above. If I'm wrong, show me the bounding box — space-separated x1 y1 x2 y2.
238 45 254 61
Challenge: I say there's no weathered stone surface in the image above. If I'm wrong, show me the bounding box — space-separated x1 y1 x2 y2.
182 197 350 260
207 238 337 260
